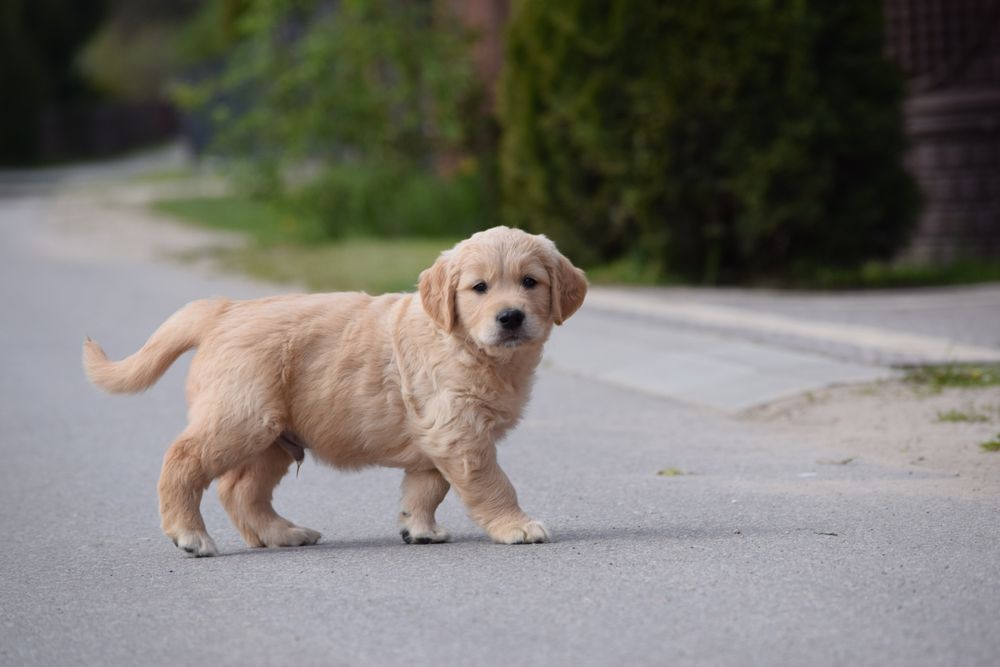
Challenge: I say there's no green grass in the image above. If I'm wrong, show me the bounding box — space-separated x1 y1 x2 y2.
153 195 329 245
154 195 455 292
587 256 1000 289
936 409 991 423
903 364 1000 392
213 239 453 293
804 260 1000 290
981 435 1000 452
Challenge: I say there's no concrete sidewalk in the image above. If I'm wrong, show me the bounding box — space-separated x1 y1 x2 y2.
586 285 1000 364
546 307 891 413
545 284 1000 413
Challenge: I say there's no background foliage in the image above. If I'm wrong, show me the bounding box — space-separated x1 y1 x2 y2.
500 0 921 283
4 0 932 286
176 0 490 238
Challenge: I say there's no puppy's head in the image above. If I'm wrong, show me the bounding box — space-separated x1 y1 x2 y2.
419 226 587 349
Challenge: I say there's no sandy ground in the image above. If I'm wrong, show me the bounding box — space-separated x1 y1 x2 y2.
745 379 1000 496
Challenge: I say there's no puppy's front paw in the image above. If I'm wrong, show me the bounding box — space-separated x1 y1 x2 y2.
400 525 451 545
488 519 549 545
171 530 219 557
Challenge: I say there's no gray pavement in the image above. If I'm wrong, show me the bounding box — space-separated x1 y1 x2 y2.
2 163 999 667
543 284 1000 411
584 287 1000 367
547 309 890 412
623 285 1000 350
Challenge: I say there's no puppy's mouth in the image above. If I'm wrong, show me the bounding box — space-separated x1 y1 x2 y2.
493 330 531 348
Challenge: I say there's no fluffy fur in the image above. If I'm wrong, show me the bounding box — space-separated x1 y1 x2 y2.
83 226 587 556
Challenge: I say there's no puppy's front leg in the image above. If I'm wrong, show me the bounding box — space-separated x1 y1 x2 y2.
398 468 452 545
431 444 548 544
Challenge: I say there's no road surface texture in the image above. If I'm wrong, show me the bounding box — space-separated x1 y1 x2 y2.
1 156 998 667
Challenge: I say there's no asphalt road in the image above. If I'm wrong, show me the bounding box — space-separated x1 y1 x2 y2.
2 178 999 666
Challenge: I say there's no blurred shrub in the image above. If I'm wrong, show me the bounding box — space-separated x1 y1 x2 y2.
76 0 235 101
172 0 248 66
292 163 489 238
176 0 488 238
500 1 921 283
77 21 178 101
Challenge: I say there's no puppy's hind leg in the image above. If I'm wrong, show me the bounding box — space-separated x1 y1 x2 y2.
158 430 220 557
217 444 321 548
398 468 451 545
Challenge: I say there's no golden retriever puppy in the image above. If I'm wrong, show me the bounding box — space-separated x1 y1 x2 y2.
83 226 587 556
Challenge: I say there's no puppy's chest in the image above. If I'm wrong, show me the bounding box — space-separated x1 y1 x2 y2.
429 380 527 438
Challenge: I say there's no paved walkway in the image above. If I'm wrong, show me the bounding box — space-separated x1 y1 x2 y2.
547 308 890 412
586 285 1000 364
544 284 1000 412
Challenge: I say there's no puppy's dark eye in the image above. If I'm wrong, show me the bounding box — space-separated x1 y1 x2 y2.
522 276 537 289
473 282 488 294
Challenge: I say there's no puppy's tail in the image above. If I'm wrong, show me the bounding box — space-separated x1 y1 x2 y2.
83 299 227 394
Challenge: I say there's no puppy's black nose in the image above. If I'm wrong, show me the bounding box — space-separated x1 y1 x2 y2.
497 308 525 330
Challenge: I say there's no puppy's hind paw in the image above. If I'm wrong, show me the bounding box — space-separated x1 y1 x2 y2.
489 519 549 545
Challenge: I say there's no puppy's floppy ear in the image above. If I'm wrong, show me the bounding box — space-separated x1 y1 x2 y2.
547 246 588 325
419 251 458 333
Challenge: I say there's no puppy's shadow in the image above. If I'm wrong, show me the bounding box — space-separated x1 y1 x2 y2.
550 523 844 544
543 525 746 543
212 523 780 559
214 533 491 559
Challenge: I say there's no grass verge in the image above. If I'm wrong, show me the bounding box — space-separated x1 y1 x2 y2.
587 256 1000 289
153 195 329 245
154 195 456 292
936 409 991 423
903 364 1000 392
795 260 1000 289
210 239 453 293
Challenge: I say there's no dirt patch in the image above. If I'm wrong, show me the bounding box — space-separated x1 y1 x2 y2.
745 380 1000 496
33 180 238 267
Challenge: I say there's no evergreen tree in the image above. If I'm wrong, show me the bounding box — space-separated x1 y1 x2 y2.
500 1 920 282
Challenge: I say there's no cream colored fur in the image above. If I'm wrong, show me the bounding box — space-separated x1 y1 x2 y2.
83 226 587 556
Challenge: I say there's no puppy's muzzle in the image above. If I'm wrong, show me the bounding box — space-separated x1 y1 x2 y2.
496 308 525 331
